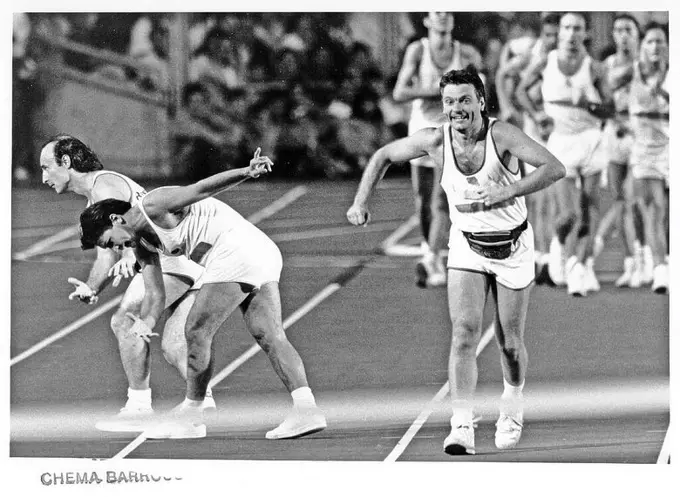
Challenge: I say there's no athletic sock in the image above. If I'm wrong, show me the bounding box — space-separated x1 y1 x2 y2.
181 397 203 409
291 386 317 408
451 400 474 427
126 388 152 408
502 378 524 400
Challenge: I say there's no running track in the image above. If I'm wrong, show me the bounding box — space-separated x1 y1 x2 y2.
9 177 672 493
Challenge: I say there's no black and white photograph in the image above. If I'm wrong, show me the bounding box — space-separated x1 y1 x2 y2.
7 4 674 495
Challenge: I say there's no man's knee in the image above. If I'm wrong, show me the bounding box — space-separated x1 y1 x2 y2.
450 317 481 354
110 309 134 338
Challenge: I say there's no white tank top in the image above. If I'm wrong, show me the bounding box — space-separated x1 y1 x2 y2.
87 170 148 207
541 50 602 134
629 62 669 147
410 38 462 125
137 188 259 264
605 54 634 115
441 119 527 233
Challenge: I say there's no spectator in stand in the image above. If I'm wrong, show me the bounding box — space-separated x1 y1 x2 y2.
13 12 38 182
189 27 245 108
336 85 384 172
62 13 100 73
134 17 171 93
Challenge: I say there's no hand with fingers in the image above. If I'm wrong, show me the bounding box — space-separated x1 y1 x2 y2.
248 147 274 178
125 313 159 343
347 203 371 226
108 256 138 287
67 277 98 305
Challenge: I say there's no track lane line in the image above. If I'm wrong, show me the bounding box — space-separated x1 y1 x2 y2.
656 422 672 464
12 225 80 261
384 324 496 462
10 187 308 367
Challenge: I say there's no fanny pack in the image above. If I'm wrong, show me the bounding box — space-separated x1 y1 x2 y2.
461 219 528 260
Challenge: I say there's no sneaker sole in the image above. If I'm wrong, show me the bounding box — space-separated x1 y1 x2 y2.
265 421 327 440
144 423 207 439
415 262 428 288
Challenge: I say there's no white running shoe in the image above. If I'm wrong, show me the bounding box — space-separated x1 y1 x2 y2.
583 258 600 293
144 420 207 439
428 256 447 287
145 405 206 439
548 238 566 286
615 257 635 288
443 423 475 455
95 405 154 433
566 258 587 297
495 412 524 450
651 264 668 294
265 406 327 440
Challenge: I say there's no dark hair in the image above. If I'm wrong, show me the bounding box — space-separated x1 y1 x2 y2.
541 12 561 28
42 135 104 172
439 64 488 121
642 21 668 42
560 12 590 31
79 198 131 250
613 13 641 35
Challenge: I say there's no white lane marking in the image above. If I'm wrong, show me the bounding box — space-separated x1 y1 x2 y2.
12 225 76 239
247 186 307 225
384 324 496 462
270 221 401 243
656 422 672 464
13 225 80 261
10 296 124 367
10 187 308 366
379 215 418 252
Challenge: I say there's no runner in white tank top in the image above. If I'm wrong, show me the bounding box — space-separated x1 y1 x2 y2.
393 12 483 288
79 149 326 441
518 13 614 297
593 14 642 289
503 13 561 285
39 135 209 433
628 23 669 293
348 66 565 456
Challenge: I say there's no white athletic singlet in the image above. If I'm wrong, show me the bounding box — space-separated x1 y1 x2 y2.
137 189 257 260
87 170 147 207
440 119 527 233
410 38 463 127
629 62 669 180
629 62 669 149
541 50 602 134
137 189 282 287
605 55 634 115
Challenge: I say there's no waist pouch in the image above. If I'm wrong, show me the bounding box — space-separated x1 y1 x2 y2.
462 219 528 260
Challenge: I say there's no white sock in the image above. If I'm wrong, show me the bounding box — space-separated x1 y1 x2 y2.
451 400 474 427
205 386 213 398
127 388 151 407
535 251 544 264
291 386 316 408
182 397 203 409
502 378 524 400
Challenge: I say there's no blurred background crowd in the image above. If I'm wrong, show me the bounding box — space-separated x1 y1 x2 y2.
12 11 669 183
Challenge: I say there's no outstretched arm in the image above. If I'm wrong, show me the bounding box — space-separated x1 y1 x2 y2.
146 148 273 215
347 128 438 225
